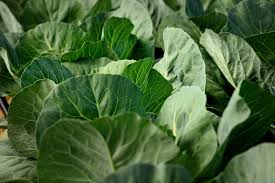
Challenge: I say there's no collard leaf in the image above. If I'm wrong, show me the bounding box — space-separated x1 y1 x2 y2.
8 80 56 158
20 0 96 30
154 27 206 91
20 57 73 88
157 86 217 176
63 57 113 76
226 0 275 65
137 0 175 27
158 86 218 176
100 163 192 183
203 50 231 114
0 60 20 97
112 0 155 58
62 17 137 61
88 0 112 17
94 60 135 75
201 30 252 87
185 0 234 33
198 81 275 181
103 17 137 59
122 58 173 113
81 13 108 42
16 22 87 65
157 15 201 47
201 29 274 90
92 113 179 167
0 140 36 182
213 143 275 183
0 1 23 34
192 12 227 33
61 41 117 62
38 119 114 183
36 74 145 144
0 33 20 75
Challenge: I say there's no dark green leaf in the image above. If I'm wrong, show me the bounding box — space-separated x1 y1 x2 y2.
36 74 145 144
226 0 275 65
100 163 192 183
123 58 173 113
20 58 73 88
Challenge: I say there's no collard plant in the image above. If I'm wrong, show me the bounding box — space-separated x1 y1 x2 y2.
0 0 275 182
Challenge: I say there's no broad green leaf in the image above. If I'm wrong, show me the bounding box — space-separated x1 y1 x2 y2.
88 0 112 17
200 30 261 87
186 0 237 16
38 119 114 183
0 33 20 96
213 143 275 183
0 1 23 33
63 57 113 76
158 86 218 176
100 163 192 183
0 33 20 75
81 13 108 42
62 41 117 62
92 113 179 167
0 59 20 97
8 80 56 158
19 0 96 30
157 15 201 47
137 0 175 27
0 140 36 182
201 29 274 90
154 27 206 91
122 58 173 113
94 60 136 75
20 58 73 88
226 0 275 65
185 0 235 33
62 17 137 61
203 50 231 114
16 22 87 65
103 17 137 59
192 12 227 33
186 0 204 17
36 74 144 144
197 81 275 181
112 0 155 58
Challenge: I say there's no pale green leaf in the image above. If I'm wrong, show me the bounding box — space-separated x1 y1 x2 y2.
154 27 206 91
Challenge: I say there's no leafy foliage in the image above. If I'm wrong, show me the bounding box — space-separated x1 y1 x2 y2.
1 0 275 182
